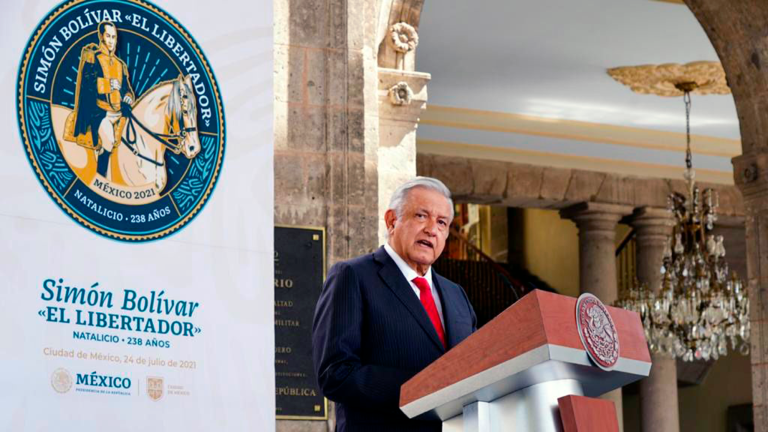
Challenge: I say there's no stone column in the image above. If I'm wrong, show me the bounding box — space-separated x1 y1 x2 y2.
561 202 633 431
733 151 768 429
627 207 679 432
375 8 431 245
274 1 382 431
376 69 429 244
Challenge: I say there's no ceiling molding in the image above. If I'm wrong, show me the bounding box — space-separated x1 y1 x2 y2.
420 105 741 158
417 138 734 185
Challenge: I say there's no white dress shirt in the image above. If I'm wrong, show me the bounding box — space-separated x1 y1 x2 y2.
383 243 445 327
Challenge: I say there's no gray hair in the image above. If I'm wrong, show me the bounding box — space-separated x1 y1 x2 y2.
388 176 454 220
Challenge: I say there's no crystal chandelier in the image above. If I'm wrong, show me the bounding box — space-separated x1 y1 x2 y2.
616 83 750 362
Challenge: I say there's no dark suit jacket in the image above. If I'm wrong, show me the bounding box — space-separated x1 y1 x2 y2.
312 246 477 432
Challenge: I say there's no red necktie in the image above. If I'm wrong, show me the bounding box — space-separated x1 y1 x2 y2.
412 277 446 348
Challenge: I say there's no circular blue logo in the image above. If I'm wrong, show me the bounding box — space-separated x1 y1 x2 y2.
17 0 225 241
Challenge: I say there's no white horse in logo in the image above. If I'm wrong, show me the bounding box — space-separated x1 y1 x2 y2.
52 74 201 194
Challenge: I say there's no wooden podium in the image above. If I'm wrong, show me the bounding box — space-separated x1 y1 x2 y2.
399 290 651 432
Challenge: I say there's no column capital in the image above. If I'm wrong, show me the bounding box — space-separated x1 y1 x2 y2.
715 214 746 228
377 68 430 124
627 206 674 222
625 206 675 243
560 202 633 234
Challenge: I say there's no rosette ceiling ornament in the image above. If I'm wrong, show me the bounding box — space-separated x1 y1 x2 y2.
607 61 730 97
612 67 749 362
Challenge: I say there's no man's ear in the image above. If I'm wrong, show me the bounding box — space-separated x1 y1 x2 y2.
384 209 397 231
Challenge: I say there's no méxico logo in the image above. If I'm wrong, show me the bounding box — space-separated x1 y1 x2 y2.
17 0 225 241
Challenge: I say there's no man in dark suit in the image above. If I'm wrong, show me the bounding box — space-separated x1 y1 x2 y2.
312 177 477 432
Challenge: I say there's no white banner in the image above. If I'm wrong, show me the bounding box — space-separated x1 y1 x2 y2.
1 0 274 430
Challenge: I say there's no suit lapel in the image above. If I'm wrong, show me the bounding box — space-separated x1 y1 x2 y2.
374 247 445 352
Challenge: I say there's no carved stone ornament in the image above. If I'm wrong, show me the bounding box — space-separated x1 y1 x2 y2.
389 22 419 53
607 61 730 97
388 82 414 106
743 164 758 183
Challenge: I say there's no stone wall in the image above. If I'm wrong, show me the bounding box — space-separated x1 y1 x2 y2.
274 0 382 263
274 1 382 430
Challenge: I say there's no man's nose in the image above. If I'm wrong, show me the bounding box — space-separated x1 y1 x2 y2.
423 219 438 236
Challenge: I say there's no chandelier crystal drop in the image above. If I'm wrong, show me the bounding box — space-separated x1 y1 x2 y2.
616 84 750 362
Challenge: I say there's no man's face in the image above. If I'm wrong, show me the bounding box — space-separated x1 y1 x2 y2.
103 25 117 52
386 187 452 275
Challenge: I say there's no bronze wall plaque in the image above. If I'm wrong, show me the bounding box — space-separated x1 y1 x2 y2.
275 226 327 420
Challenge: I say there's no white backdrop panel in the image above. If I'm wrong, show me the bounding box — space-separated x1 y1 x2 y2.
0 0 274 430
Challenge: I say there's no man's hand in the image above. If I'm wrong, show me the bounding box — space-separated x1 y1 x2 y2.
110 79 121 91
123 95 133 105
